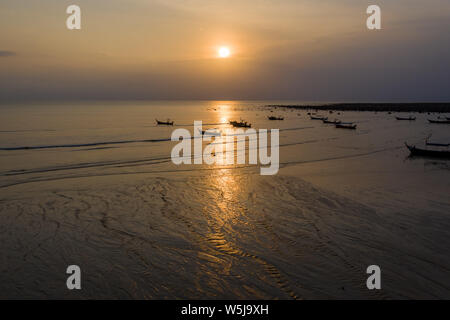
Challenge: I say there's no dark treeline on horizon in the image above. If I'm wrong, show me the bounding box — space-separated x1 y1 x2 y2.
268 103 450 113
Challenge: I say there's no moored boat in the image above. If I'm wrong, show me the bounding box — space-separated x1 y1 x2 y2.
428 119 450 124
310 116 327 120
405 143 450 158
230 120 252 128
199 129 221 136
268 116 284 120
396 116 416 121
335 123 357 129
323 119 341 124
426 142 450 147
424 135 449 147
156 119 174 126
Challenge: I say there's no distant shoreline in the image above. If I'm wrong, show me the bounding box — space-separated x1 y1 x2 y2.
267 103 450 113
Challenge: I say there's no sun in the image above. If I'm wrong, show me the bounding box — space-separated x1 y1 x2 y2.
218 47 231 58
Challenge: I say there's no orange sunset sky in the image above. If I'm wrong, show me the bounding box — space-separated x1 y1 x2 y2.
1 0 450 101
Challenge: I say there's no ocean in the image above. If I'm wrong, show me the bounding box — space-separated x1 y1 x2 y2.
0 100 449 299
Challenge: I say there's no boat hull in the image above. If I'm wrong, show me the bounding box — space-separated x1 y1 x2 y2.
335 124 357 129
406 143 450 158
323 120 341 124
156 119 174 126
428 119 450 124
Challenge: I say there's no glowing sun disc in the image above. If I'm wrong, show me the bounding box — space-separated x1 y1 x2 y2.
218 47 230 58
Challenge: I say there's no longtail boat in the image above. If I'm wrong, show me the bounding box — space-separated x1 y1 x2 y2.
405 143 450 158
230 120 252 128
335 123 357 129
425 135 450 147
428 119 450 124
323 119 341 124
396 116 416 121
156 119 174 126
310 116 327 120
199 129 221 137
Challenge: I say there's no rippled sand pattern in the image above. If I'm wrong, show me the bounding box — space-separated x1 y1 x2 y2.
1 169 448 299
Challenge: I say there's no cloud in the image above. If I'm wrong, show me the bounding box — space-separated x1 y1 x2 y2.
0 51 16 57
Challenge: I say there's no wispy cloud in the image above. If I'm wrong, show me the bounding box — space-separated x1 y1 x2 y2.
0 50 16 57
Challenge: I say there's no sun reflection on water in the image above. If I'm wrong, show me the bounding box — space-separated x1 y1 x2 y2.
207 168 242 224
215 103 233 125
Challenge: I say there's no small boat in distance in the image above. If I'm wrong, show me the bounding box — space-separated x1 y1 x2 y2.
199 129 221 137
310 116 328 120
405 143 450 158
323 119 341 124
425 134 450 147
428 119 450 124
336 123 357 130
426 141 450 147
396 116 416 121
156 119 174 126
268 116 284 120
230 120 252 128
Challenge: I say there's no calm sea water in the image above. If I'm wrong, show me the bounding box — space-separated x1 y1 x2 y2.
0 100 449 299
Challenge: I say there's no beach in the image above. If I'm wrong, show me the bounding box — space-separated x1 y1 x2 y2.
1 100 449 299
